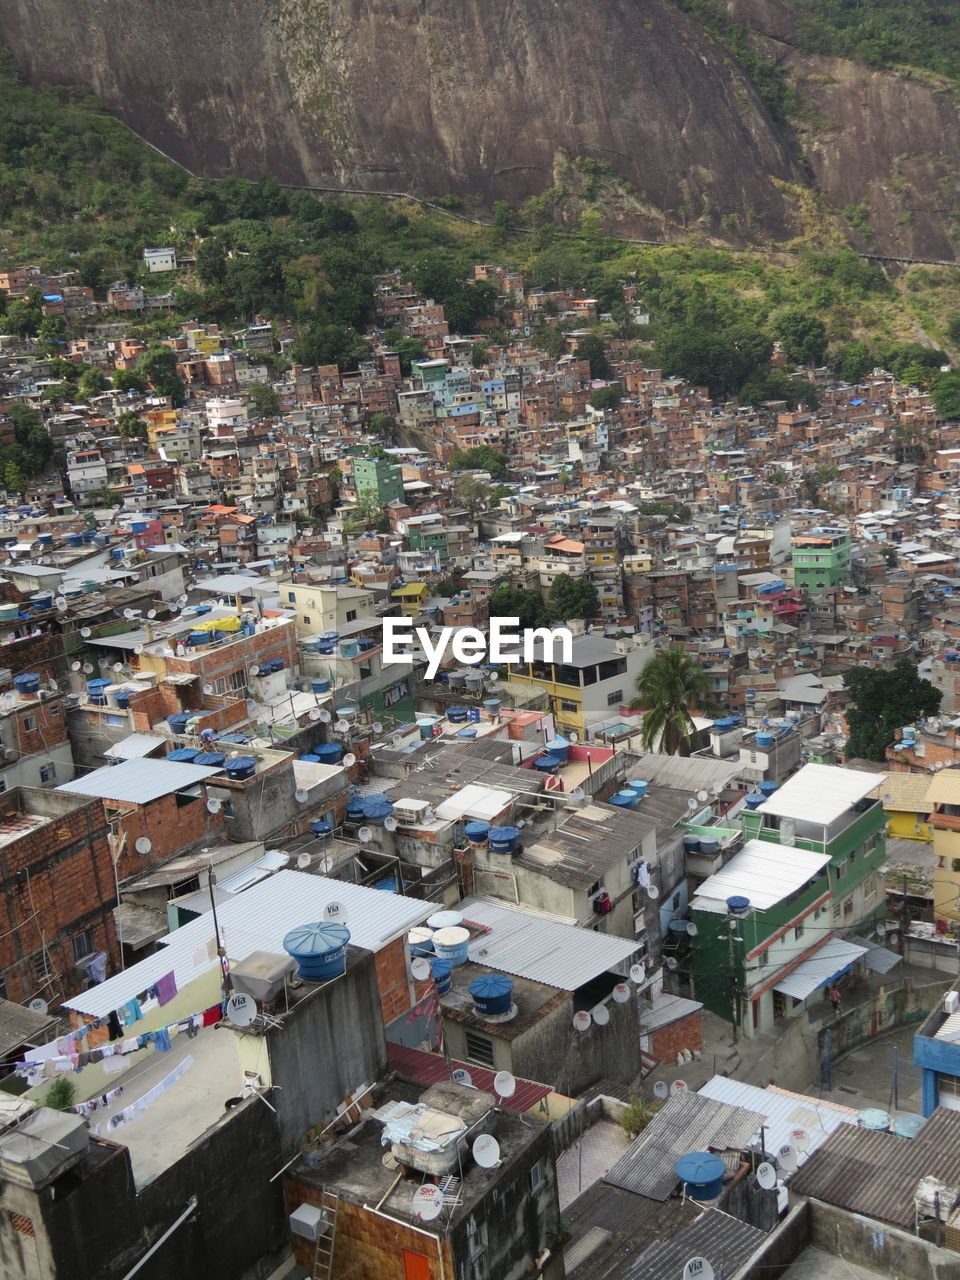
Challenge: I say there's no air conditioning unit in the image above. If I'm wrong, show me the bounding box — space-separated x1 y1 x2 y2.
944 990 960 1016
289 1203 329 1242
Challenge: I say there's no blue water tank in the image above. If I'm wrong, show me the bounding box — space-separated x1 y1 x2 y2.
431 957 453 994
432 926 470 965
464 821 490 845
363 796 395 825
310 678 330 694
675 1152 726 1199
727 896 751 915
457 727 478 739
224 756 257 780
408 927 435 957
700 837 720 857
310 820 334 838
300 754 321 763
166 747 200 762
610 790 637 809
114 691 131 709
447 706 469 724
193 752 226 767
167 712 190 734
468 974 514 1016
488 826 520 854
533 755 560 773
313 743 344 765
745 791 764 810
13 673 40 695
683 835 701 854
858 1108 891 1132
427 910 463 930
483 699 502 716
629 779 649 798
893 1114 925 1139
544 737 569 763
756 732 774 747
187 631 210 646
282 922 350 982
345 797 366 823
758 780 779 796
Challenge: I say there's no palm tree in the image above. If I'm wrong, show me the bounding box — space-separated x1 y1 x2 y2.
629 647 716 756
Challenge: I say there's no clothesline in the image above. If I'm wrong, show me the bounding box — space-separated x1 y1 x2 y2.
99 1055 195 1136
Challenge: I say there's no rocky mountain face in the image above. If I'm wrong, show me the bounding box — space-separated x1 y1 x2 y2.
2 0 960 258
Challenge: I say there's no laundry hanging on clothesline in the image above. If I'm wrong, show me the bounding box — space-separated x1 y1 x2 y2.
103 1055 194 1135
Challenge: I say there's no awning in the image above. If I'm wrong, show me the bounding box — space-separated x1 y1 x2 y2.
773 937 868 1001
847 935 903 975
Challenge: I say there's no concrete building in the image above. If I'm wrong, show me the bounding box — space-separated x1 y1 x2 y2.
791 526 851 594
354 455 404 506
923 771 960 928
915 976 960 1116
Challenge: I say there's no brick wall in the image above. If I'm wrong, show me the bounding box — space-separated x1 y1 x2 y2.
10 695 69 756
374 937 413 1024
651 1010 703 1063
112 791 227 879
0 792 120 1003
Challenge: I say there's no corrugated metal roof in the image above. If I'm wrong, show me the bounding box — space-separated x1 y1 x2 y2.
924 771 960 804
103 733 167 760
790 1109 960 1228
758 763 885 825
772 936 868 1000
691 839 831 912
603 1091 765 1201
846 935 903 976
63 870 437 1018
458 896 640 989
57 758 223 804
697 1075 856 1167
870 772 934 814
625 754 742 794
434 784 515 822
615 1208 767 1280
562 1182 699 1279
385 1042 549 1113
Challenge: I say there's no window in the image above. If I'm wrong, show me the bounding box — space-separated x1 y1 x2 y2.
953 858 960 874
287 591 296 603
560 699 578 713
757 949 769 968
33 951 51 984
210 676 228 695
529 1159 546 1192
229 668 247 692
938 856 947 871
464 1031 495 1068
346 610 357 622
39 763 55 784
303 615 311 625
836 860 848 879
22 715 36 733
50 704 60 717
71 930 93 964
794 923 804 942
843 897 854 918
607 689 624 706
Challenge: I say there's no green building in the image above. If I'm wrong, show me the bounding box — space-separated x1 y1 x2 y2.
354 456 404 506
689 763 886 1039
791 526 851 594
409 526 449 563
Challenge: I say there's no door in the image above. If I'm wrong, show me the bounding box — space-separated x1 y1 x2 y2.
403 1249 432 1280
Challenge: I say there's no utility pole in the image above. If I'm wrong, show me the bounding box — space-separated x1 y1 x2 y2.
899 872 910 958
728 915 741 1044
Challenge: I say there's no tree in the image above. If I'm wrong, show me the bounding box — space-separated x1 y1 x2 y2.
471 342 490 369
487 585 550 630
44 1076 76 1111
37 315 67 350
456 473 491 520
832 340 872 384
933 371 960 421
575 334 611 380
590 386 623 410
489 483 512 508
136 344 186 406
366 412 398 443
247 382 280 417
629 647 716 756
115 410 147 440
77 367 107 400
47 358 80 382
844 659 941 761
450 445 508 481
547 574 600 620
111 367 147 394
381 330 427 376
84 486 120 507
775 310 828 366
343 495 388 534
5 298 41 337
3 461 24 496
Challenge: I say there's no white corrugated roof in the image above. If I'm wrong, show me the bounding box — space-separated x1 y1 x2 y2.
691 839 831 912
458 895 640 989
57 758 223 804
103 733 167 760
63 870 438 1018
434 785 514 823
698 1075 856 1165
772 936 868 1000
757 763 885 825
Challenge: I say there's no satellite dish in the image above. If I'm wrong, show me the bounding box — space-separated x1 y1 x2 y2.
568 731 578 743
323 901 347 924
392 732 402 745
82 663 94 673
687 922 699 937
225 993 256 1027
493 1071 516 1100
592 1003 610 1027
206 797 221 813
335 719 350 733
630 963 646 984
372 721 383 733
487 671 498 684
319 709 332 723
612 983 631 1004
777 1143 798 1173
27 998 47 1014
792 1128 809 1150
295 788 309 804
452 1068 473 1087
357 825 373 843
573 1010 592 1033
80 627 91 638
886 930 899 945
343 752 357 767
671 1079 688 1093
55 597 67 611
472 1134 501 1168
411 957 431 981
687 797 698 812
147 609 156 619
756 1162 778 1190
647 884 660 900
71 661 81 672
203 683 214 695
384 815 398 832
123 609 134 620
697 790 709 803
177 594 188 606
248 665 260 677
876 921 887 937
296 852 312 869
682 1259 714 1280
135 836 152 854
411 1185 443 1222
666 956 678 970
308 708 321 721
653 1080 669 1099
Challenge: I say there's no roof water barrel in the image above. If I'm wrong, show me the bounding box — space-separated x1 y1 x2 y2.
431 926 471 966
407 927 435 957
610 790 637 809
488 827 520 854
431 957 453 994
858 1108 891 1132
675 1152 726 1199
628 779 649 798
468 974 514 1017
313 743 343 764
726 896 751 915
283 921 350 982
463 821 490 845
427 910 463 931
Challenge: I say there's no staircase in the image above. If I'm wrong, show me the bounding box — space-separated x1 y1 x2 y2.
311 1188 340 1280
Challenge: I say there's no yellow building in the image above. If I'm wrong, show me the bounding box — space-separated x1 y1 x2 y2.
925 773 960 925
871 773 933 842
391 582 429 616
